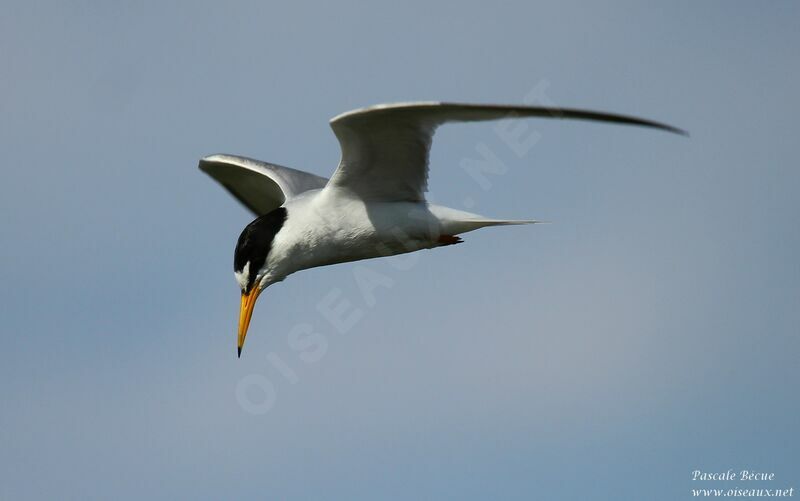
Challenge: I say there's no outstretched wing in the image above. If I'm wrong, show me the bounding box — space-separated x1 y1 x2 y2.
326 102 686 202
199 154 329 216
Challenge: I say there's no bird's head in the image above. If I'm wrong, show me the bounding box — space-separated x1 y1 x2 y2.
233 207 288 357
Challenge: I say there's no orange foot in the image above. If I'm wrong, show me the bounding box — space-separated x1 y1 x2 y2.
437 235 463 246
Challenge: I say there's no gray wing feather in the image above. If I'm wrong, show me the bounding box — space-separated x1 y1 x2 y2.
199 154 328 216
327 101 686 202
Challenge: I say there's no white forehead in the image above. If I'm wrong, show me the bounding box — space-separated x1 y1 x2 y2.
234 261 250 290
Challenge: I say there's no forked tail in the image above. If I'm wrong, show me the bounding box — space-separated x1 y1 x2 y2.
447 218 543 235
429 205 544 236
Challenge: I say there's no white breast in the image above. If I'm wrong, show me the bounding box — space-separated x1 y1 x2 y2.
267 190 443 278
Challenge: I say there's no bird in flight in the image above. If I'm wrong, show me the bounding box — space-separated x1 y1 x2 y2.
200 102 685 357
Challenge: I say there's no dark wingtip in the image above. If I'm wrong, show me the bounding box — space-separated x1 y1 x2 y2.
238 346 242 358
632 119 689 137
637 121 689 137
643 119 689 137
552 106 689 137
669 125 690 137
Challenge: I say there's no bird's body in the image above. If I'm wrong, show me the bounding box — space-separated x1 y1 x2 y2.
200 102 685 356
260 189 530 284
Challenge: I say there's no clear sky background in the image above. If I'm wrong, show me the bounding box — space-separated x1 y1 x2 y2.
1 1 798 499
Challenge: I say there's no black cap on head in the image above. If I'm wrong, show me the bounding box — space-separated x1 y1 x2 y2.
234 207 288 292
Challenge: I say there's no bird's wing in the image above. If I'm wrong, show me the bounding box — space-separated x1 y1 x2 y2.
326 101 686 202
199 154 329 216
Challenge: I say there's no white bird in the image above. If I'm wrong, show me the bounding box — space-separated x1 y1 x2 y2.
200 102 685 356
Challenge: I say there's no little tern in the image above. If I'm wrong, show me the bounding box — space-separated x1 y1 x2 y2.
199 102 685 357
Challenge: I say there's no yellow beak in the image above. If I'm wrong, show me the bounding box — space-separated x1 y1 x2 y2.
238 287 262 358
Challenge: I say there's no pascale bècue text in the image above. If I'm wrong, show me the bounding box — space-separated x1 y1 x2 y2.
692 470 775 481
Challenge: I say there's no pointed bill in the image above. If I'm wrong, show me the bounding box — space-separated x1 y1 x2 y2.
238 287 262 357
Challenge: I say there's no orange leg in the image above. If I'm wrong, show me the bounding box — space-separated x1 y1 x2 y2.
437 235 463 246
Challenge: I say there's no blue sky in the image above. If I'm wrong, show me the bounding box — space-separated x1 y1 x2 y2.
1 1 798 499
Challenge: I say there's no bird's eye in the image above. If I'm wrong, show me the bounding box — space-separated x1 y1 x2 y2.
234 262 252 292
